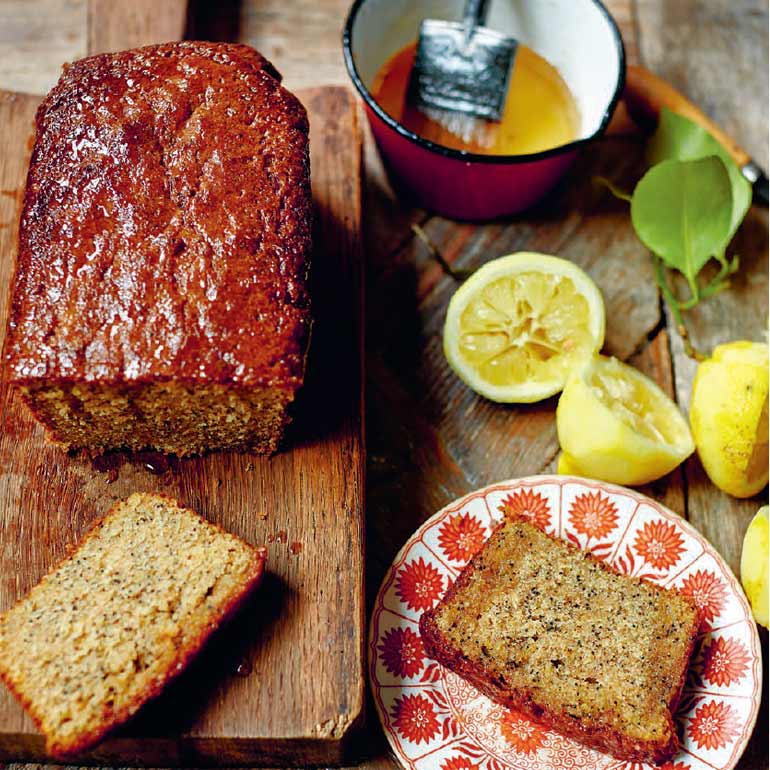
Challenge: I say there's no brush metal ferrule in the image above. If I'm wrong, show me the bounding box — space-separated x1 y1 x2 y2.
409 19 517 121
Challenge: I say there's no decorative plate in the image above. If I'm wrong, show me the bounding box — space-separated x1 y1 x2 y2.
369 476 762 770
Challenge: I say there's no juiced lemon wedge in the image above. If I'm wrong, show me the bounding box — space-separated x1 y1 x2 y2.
690 341 768 498
741 505 768 628
443 253 605 403
557 355 694 485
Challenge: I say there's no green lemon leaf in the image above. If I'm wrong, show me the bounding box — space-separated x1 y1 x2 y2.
631 156 733 279
648 108 751 246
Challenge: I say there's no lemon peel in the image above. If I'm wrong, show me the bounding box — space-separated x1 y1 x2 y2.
557 453 585 477
741 505 768 628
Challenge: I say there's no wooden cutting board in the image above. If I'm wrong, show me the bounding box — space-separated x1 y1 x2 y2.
0 85 364 766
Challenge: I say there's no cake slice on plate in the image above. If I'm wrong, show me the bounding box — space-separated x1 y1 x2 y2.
419 516 700 763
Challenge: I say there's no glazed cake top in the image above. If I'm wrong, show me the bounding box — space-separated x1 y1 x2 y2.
7 41 311 388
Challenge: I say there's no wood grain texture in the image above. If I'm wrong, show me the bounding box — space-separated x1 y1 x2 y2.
0 0 85 95
635 0 768 169
229 0 352 92
0 0 766 769
0 85 365 766
87 0 188 55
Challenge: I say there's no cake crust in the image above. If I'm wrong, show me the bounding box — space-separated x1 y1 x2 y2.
4 42 312 455
7 41 311 389
419 516 701 764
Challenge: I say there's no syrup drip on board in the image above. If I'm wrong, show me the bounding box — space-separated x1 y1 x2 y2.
91 454 120 484
142 452 170 475
371 41 580 155
89 450 175 483
234 659 252 677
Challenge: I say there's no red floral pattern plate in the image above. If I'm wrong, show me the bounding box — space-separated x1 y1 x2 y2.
370 476 762 770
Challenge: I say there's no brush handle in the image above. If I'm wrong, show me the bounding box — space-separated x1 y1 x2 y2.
462 0 490 44
623 65 751 168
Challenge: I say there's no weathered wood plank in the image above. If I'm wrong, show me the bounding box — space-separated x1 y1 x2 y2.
87 0 188 55
0 0 85 95
636 0 768 169
0 84 366 766
607 0 640 66
0 91 38 371
234 0 351 91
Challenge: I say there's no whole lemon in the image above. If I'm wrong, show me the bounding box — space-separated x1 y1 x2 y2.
741 505 768 628
690 341 768 498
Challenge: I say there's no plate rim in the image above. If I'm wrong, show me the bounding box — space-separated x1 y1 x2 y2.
369 474 763 770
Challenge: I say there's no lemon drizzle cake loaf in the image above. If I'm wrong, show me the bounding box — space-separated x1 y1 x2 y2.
0 493 266 759
419 517 700 764
5 42 311 456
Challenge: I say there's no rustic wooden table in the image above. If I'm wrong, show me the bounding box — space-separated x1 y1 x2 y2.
0 1 766 769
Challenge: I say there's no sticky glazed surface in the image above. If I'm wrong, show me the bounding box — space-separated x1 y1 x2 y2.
7 41 312 390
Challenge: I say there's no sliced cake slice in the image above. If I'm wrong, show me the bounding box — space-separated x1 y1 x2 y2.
0 493 266 759
419 517 700 764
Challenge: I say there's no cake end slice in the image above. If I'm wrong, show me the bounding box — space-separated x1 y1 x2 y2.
0 493 266 759
419 517 700 764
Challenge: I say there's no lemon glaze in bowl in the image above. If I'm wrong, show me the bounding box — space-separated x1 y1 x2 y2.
343 0 626 220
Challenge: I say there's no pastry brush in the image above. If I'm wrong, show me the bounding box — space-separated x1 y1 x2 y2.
407 0 517 147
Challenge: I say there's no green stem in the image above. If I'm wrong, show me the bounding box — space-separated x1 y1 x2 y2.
654 257 685 327
699 277 731 301
653 257 704 360
712 252 737 282
593 176 633 203
679 253 739 309
685 270 701 306
714 249 729 271
679 292 701 310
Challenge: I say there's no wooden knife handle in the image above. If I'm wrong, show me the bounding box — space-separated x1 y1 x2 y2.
610 64 751 169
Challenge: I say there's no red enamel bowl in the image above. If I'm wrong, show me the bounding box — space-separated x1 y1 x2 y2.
343 0 626 221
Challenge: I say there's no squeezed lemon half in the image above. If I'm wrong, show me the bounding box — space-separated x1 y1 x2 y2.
443 253 605 403
741 505 768 628
690 341 768 498
557 355 695 485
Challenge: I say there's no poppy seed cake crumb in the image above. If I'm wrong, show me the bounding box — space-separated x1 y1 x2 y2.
0 493 266 759
419 517 700 764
